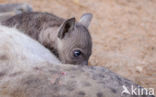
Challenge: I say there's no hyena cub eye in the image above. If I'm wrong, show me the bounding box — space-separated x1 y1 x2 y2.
73 50 82 57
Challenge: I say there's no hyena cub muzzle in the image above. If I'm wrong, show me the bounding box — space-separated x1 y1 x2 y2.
2 12 93 65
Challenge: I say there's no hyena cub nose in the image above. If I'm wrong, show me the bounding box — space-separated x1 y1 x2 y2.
57 13 93 65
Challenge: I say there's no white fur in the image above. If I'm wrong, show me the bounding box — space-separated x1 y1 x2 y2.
0 25 60 72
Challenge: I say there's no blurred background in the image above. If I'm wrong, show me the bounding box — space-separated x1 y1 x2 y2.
0 0 156 94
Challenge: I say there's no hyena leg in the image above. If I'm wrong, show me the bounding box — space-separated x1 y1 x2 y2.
0 3 33 21
0 3 33 13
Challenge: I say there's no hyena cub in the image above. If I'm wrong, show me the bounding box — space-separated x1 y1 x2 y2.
0 3 32 22
2 12 92 65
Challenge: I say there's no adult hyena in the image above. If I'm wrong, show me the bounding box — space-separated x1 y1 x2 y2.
0 25 154 97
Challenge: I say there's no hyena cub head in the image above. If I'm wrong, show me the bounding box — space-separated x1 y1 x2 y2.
57 13 92 65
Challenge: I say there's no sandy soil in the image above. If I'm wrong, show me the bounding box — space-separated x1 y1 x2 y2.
0 0 156 94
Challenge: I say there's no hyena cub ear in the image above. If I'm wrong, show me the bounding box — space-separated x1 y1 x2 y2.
58 17 75 39
79 13 93 28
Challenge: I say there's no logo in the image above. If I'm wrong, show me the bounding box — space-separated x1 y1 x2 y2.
121 85 154 96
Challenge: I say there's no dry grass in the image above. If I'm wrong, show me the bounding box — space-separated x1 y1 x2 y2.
0 0 156 94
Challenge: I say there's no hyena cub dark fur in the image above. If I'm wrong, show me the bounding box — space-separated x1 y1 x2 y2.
2 12 92 65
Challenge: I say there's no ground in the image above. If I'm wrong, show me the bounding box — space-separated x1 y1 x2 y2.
0 0 156 94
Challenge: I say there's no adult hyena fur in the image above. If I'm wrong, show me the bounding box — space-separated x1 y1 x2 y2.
0 25 154 97
2 12 92 65
0 3 32 22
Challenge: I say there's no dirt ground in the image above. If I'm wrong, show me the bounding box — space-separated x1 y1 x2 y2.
0 0 156 94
